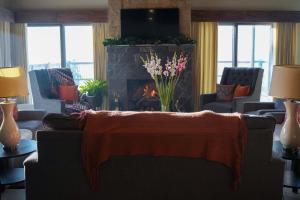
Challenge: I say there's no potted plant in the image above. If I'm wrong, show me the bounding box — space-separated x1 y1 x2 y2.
79 80 108 109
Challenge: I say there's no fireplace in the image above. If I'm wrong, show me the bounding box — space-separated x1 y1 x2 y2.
107 44 194 111
127 79 160 111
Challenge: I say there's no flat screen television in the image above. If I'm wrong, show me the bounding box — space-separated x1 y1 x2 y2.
121 8 179 39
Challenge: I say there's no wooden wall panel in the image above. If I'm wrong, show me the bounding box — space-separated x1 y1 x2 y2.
14 9 300 24
192 10 300 22
15 10 108 23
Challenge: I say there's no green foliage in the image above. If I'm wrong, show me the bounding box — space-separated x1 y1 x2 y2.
103 35 196 46
79 80 108 96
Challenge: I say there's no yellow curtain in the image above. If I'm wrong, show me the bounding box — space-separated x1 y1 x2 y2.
93 23 109 109
275 23 296 65
191 22 218 110
93 23 109 80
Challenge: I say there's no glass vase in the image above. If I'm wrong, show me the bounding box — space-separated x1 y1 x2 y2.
161 103 170 112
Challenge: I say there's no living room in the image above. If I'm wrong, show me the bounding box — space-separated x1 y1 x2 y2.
0 0 300 199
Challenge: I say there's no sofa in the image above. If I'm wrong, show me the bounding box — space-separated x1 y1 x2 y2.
16 109 46 140
24 115 283 200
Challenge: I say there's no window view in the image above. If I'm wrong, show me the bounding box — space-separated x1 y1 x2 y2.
217 24 273 100
217 25 234 82
65 26 94 85
27 25 94 86
27 26 62 70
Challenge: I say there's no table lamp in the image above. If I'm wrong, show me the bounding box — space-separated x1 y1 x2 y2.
269 65 300 151
0 67 29 151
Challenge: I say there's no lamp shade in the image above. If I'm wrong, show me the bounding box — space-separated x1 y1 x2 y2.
0 67 29 98
269 65 300 99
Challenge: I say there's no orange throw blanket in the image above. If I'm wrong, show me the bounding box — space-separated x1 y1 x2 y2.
79 110 247 190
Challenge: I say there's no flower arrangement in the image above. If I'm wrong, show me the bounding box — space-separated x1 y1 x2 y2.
141 52 188 111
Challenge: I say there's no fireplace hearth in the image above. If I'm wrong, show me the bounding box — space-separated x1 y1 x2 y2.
107 44 194 111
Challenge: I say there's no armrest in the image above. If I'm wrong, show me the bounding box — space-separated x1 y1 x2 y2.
263 112 285 124
17 110 47 121
200 93 217 110
24 152 38 167
39 98 65 113
243 102 275 113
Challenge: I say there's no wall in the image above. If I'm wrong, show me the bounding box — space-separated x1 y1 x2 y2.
108 0 191 37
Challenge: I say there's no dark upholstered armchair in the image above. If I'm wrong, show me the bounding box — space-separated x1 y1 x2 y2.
200 67 264 113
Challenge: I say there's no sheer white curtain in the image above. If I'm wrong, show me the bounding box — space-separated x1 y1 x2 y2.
0 21 11 66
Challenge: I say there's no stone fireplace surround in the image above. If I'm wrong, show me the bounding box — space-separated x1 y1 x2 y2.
107 44 194 112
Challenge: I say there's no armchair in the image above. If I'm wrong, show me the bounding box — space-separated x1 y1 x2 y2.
200 67 264 113
29 68 73 113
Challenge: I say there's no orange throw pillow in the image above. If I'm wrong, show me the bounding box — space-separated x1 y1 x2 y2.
234 85 251 97
59 85 78 102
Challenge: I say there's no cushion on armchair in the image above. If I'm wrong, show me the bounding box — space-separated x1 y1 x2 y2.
59 85 79 102
234 85 251 97
216 84 235 101
48 68 75 99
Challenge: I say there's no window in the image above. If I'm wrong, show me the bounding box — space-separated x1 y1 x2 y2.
27 25 94 86
27 26 61 70
217 24 274 101
217 25 234 82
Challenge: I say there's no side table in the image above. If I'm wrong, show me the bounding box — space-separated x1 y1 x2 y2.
273 140 300 193
0 139 37 200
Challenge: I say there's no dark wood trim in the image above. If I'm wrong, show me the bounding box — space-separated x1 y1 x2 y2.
14 9 300 23
15 10 108 23
0 7 15 22
191 10 300 22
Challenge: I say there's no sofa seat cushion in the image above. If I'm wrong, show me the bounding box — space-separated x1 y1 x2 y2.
203 102 232 113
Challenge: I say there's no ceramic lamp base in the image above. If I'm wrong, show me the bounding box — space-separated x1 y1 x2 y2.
0 101 20 151
280 100 300 149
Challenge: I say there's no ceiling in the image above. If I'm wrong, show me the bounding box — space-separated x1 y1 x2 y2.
6 0 300 11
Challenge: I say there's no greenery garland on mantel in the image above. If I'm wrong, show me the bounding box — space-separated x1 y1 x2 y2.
103 35 196 46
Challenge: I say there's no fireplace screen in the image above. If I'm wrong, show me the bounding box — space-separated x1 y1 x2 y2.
127 79 160 111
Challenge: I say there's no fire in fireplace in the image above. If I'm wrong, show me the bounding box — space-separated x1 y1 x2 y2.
127 79 160 111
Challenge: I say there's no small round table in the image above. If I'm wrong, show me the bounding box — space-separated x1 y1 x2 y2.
273 141 300 193
0 139 37 200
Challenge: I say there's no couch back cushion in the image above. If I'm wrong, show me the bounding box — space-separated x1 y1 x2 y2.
220 67 260 94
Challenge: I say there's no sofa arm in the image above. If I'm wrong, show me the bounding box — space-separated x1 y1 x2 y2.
200 93 217 110
233 96 261 113
17 110 47 121
243 102 275 113
264 112 285 124
24 152 38 167
39 98 65 113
